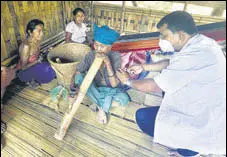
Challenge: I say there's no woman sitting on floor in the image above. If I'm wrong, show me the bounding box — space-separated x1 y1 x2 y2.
16 19 56 88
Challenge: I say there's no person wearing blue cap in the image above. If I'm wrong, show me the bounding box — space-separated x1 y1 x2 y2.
70 24 130 124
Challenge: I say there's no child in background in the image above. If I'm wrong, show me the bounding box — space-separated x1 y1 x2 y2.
65 8 91 45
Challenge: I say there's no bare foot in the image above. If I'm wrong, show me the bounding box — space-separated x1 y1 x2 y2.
96 109 107 124
27 80 40 89
89 103 98 112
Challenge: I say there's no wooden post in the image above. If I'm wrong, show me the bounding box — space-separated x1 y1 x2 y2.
90 1 94 33
54 57 104 140
183 1 188 11
120 1 126 34
60 1 66 29
211 7 224 17
131 1 138 7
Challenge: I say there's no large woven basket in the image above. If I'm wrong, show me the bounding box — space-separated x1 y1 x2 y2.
47 43 91 90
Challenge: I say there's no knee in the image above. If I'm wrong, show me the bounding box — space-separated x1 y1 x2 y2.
42 64 56 76
114 92 130 106
136 108 146 123
121 93 130 106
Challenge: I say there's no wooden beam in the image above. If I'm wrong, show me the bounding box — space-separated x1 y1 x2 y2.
211 7 225 17
183 1 188 11
120 1 126 34
90 1 94 33
132 1 138 7
1 55 18 66
60 1 66 29
165 1 226 9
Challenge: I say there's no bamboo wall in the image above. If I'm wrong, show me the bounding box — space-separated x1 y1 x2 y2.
1 1 90 61
1 1 225 62
94 3 226 34
62 1 91 27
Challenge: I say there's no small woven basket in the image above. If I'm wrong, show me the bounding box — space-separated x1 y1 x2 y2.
47 43 91 90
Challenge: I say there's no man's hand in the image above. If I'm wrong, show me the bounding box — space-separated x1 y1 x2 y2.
127 64 144 75
116 68 130 84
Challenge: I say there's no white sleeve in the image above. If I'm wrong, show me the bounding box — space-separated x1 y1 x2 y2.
154 35 223 94
65 23 73 33
153 51 201 94
154 68 194 94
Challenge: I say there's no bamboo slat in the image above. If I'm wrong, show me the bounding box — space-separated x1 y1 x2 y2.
7 80 162 123
3 131 50 157
1 1 65 61
94 2 225 34
3 95 169 156
3 117 79 156
1 33 8 61
3 101 86 156
2 1 224 61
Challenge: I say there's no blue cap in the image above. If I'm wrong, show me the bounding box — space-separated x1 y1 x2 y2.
94 24 120 45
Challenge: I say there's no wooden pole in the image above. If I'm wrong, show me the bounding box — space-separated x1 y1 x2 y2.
61 1 66 29
90 1 94 33
120 1 126 34
183 1 188 11
54 56 104 140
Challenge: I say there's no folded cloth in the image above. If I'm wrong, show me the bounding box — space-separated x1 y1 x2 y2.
50 85 68 103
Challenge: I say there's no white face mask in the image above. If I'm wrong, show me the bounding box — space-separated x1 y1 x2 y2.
159 39 174 52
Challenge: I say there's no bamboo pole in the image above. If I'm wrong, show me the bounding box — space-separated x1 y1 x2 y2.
1 55 18 66
120 1 126 34
183 1 188 11
54 56 104 140
90 1 94 33
60 1 66 29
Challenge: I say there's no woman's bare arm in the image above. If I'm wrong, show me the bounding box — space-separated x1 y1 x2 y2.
19 43 39 70
65 32 73 43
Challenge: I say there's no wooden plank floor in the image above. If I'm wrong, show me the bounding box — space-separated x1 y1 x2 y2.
1 79 171 157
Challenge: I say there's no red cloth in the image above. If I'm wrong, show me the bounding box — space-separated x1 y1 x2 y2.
16 51 40 70
120 50 148 79
121 50 147 69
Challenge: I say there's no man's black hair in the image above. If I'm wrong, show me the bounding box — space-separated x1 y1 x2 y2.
73 8 85 16
157 11 198 35
26 19 44 37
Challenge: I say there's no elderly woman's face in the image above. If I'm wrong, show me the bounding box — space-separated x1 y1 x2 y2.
29 24 44 41
94 41 112 55
74 11 85 25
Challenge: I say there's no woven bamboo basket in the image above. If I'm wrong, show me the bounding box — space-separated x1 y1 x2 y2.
47 43 91 90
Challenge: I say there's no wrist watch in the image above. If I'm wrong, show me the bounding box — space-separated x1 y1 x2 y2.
125 79 131 86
